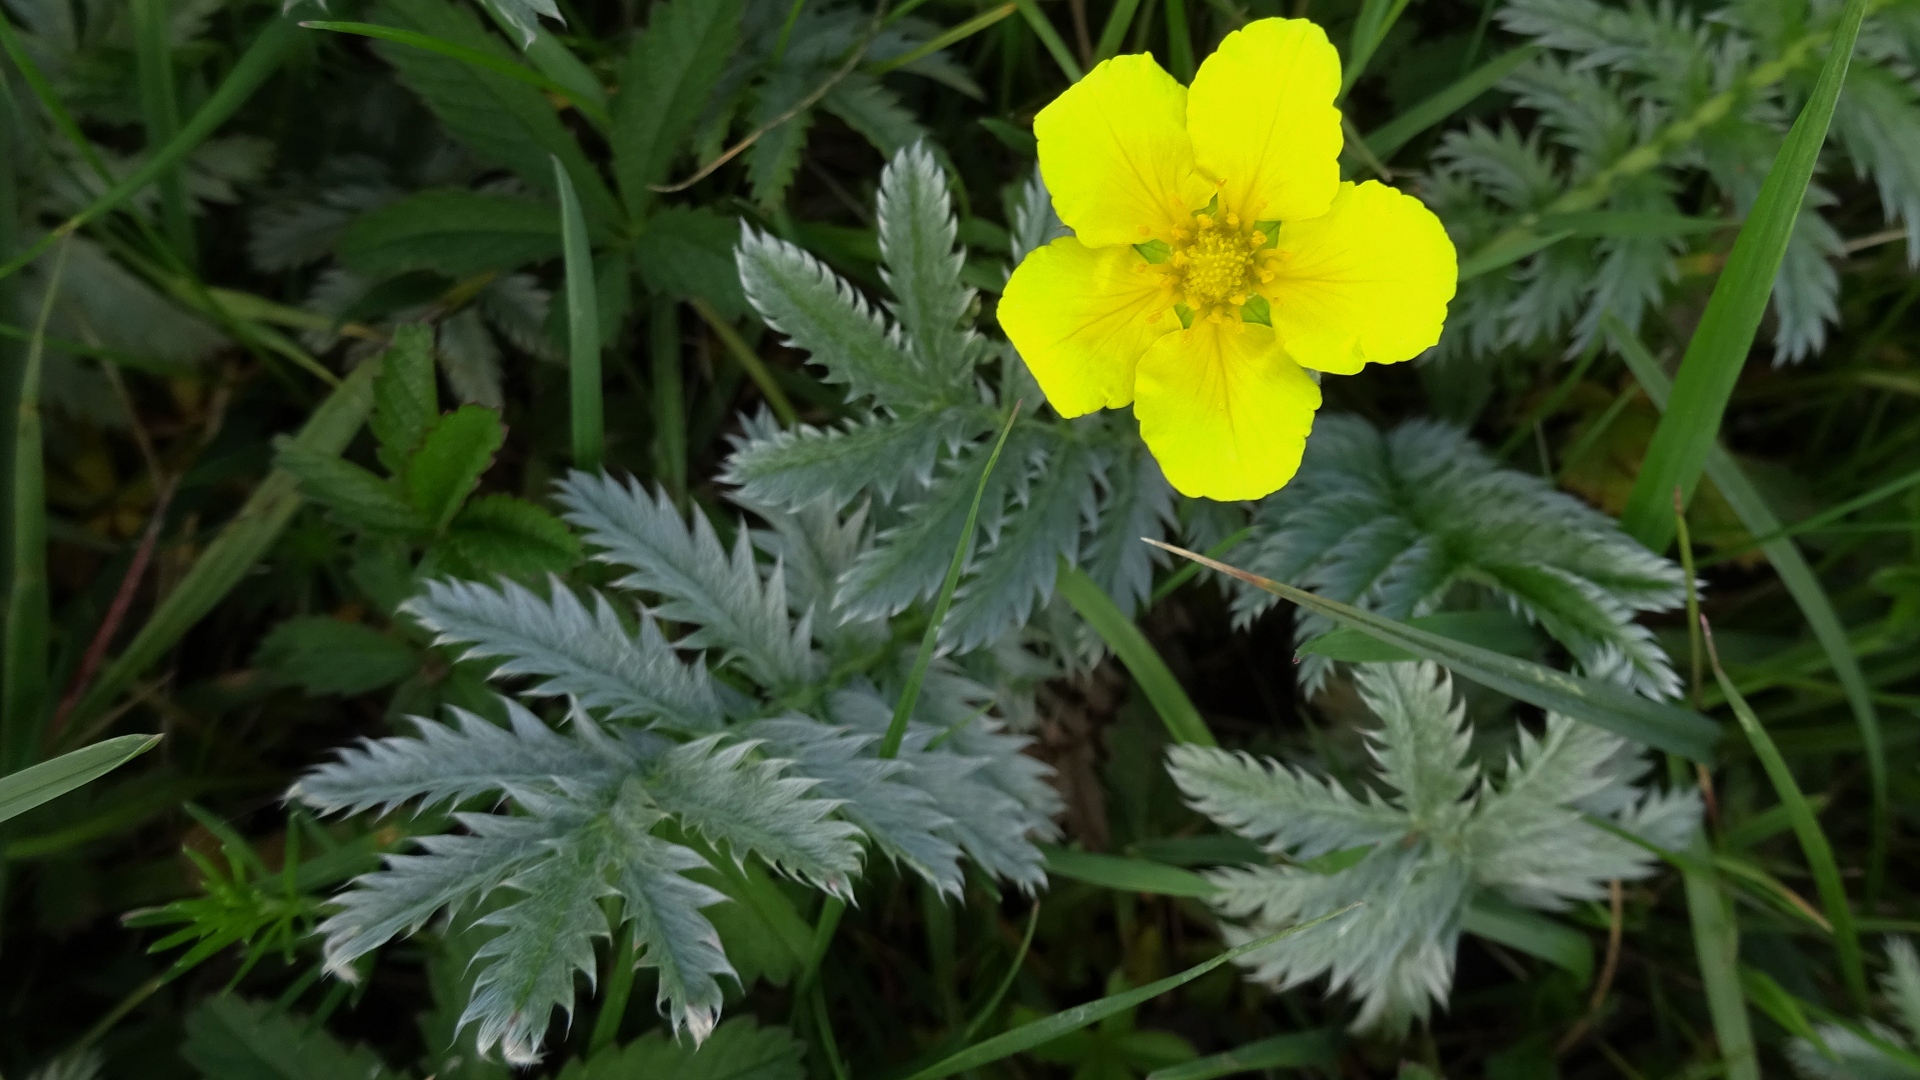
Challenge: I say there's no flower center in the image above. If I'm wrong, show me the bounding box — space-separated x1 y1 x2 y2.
1139 208 1282 327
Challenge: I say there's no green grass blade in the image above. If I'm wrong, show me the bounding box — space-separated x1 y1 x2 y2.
690 297 797 427
878 406 1022 760
1147 541 1721 761
899 906 1357 1080
1610 315 1888 902
1145 1030 1338 1080
1342 0 1416 100
1619 0 1871 550
1163 0 1193 81
1457 230 1575 282
132 0 194 265
0 734 159 824
1 239 66 774
1013 0 1084 82
553 155 603 472
1093 0 1143 60
1360 46 1541 163
0 17 302 284
0 14 113 184
299 20 611 127
1702 620 1866 1007
1462 893 1593 983
871 3 1019 76
1040 845 1219 897
1683 833 1759 1080
1057 562 1216 747
63 358 382 733
651 298 687 503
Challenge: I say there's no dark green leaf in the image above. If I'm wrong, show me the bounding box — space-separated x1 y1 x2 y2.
181 995 402 1080
255 617 419 697
553 1016 803 1080
612 0 741 217
340 190 562 280
405 405 505 532
446 494 580 575
635 206 749 318
370 0 618 226
274 437 427 534
371 323 438 474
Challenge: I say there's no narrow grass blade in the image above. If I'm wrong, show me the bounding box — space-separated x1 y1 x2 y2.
299 20 611 126
1013 0 1084 82
0 14 113 183
1146 1030 1338 1080
0 734 159 824
1040 845 1219 897
1457 229 1574 282
650 297 687 503
1683 833 1759 1080
1342 0 1416 100
63 358 382 732
1146 541 1721 761
1093 0 1144 60
690 297 797 426
1619 0 1871 550
870 3 1018 76
1147 526 1252 607
132 0 194 265
1057 563 1216 747
1463 893 1593 983
878 405 1022 759
1702 619 1866 1007
1610 315 1888 901
1164 0 1193 81
1 239 66 775
899 906 1357 1080
1361 46 1540 163
553 156 602 471
0 18 303 284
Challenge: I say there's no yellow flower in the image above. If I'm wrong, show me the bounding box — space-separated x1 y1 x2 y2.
999 18 1457 501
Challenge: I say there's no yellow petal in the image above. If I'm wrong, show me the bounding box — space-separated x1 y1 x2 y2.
1133 321 1321 501
1187 18 1343 222
1035 53 1202 249
1000 237 1174 416
1265 180 1458 375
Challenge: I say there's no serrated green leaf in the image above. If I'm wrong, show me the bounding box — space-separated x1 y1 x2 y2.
612 0 740 217
553 1016 804 1080
369 0 618 226
339 190 562 280
371 323 438 474
405 405 505 532
634 206 749 319
256 617 419 696
274 436 427 534
0 734 159 824
446 494 579 575
181 995 402 1080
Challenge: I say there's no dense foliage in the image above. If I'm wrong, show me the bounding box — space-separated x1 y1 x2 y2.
4 0 1920 1078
